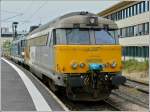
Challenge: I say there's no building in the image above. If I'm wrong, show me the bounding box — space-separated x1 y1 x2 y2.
98 1 149 61
0 27 27 56
0 27 13 47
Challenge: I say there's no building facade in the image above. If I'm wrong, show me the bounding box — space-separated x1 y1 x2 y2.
98 1 149 61
0 27 13 47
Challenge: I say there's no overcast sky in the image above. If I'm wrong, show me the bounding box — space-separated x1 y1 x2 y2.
1 0 119 32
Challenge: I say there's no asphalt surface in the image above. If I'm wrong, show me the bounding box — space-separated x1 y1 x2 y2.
1 59 66 111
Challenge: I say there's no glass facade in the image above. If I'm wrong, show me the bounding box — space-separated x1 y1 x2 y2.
123 46 149 58
103 1 149 59
105 1 149 21
119 22 149 38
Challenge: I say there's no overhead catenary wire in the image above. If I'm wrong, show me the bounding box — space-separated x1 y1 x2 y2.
27 0 48 21
1 13 24 22
20 0 48 28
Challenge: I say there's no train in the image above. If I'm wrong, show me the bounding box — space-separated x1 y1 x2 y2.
9 11 126 101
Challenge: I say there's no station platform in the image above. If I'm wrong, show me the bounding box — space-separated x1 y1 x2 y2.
1 58 68 111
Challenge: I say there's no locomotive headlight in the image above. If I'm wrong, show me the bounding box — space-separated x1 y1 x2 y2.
21 52 25 56
89 18 95 24
71 63 78 69
111 61 117 68
80 63 85 68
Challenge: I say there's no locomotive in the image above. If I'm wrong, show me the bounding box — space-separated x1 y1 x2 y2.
10 12 126 101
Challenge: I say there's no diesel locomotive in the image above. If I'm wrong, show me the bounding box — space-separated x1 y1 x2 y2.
11 12 126 101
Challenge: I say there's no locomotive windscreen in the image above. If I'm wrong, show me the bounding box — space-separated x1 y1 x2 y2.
54 28 118 45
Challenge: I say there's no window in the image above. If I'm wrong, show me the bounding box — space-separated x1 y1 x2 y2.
148 1 149 11
95 30 116 44
128 7 131 17
126 8 128 18
143 1 146 12
27 34 48 46
56 29 66 44
122 28 126 37
135 4 138 15
130 6 132 16
135 47 138 57
143 22 149 35
132 5 135 16
55 28 118 45
124 9 127 18
138 24 143 35
125 27 129 37
122 9 125 19
120 11 122 19
134 25 138 36
141 1 144 13
146 22 149 34
118 28 122 37
133 5 136 15
115 12 118 21
129 26 134 37
66 29 90 44
139 2 142 13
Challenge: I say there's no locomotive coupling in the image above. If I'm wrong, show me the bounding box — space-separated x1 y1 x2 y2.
89 63 103 72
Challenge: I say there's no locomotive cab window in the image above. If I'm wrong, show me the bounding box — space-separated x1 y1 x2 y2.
94 29 117 44
66 29 90 44
54 28 118 45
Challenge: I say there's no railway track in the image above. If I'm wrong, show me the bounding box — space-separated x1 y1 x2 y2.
123 79 149 94
58 96 121 111
112 78 149 109
7 58 149 111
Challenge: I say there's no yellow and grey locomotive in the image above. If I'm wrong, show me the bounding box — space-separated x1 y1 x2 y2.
24 12 126 101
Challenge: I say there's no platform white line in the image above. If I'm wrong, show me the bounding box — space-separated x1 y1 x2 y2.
2 58 52 111
28 68 70 112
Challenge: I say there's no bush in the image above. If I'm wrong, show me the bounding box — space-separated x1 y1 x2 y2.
123 59 149 73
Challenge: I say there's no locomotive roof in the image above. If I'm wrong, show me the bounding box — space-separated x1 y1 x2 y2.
28 11 118 37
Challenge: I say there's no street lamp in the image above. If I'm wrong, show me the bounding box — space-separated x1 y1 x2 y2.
12 22 18 40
